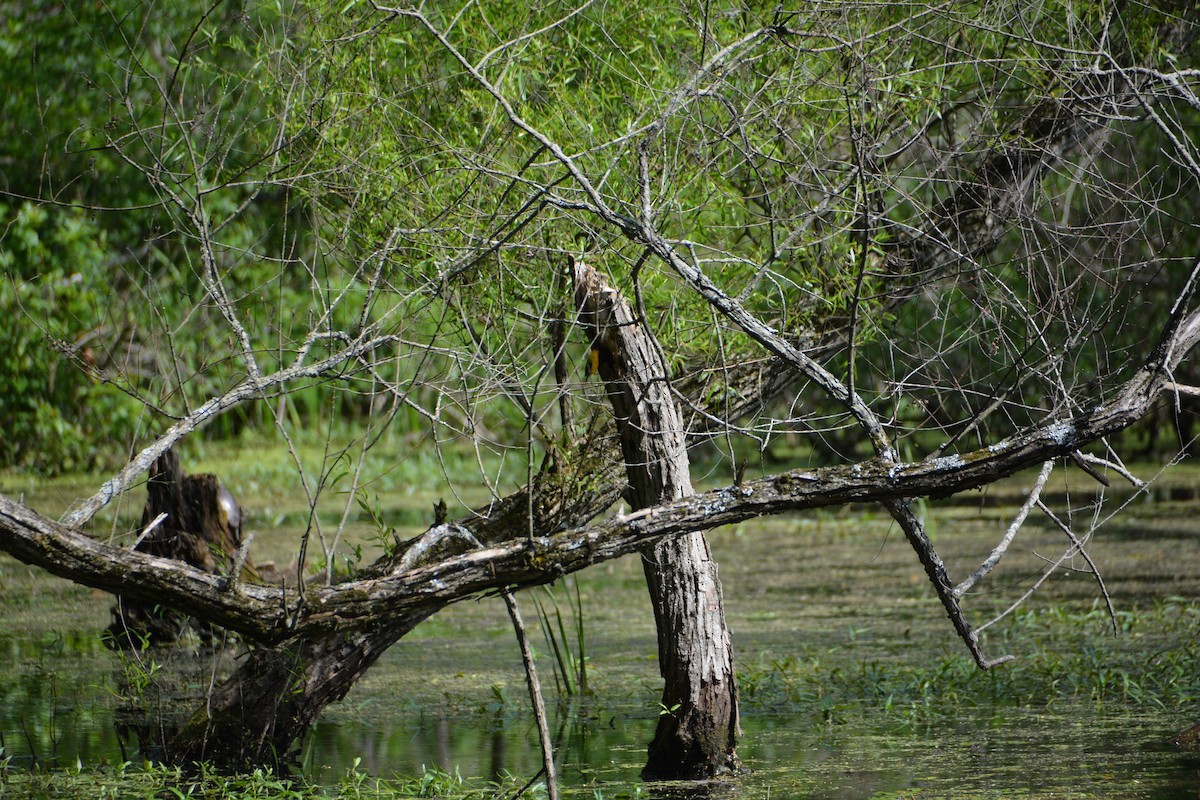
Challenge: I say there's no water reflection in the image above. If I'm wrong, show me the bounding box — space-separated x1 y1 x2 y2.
0 631 244 770
301 705 657 785
303 713 516 780
641 779 741 800
3 648 1200 800
0 631 117 769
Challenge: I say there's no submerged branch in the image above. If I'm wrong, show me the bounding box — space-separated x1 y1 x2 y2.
883 498 1013 669
503 590 560 800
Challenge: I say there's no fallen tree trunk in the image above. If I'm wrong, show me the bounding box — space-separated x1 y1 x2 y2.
0 296 1196 770
2 315 1197 630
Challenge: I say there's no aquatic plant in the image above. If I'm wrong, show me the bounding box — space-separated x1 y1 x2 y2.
736 597 1200 724
532 578 591 699
0 761 534 800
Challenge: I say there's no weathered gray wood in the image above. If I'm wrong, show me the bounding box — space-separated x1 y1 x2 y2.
0 312 1196 768
1 342 1197 645
108 447 250 648
574 260 740 779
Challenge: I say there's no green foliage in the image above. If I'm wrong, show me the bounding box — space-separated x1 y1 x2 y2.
0 0 399 464
0 0 292 466
0 761 535 800
0 203 142 473
107 629 163 706
2 0 1196 476
274 0 1197 471
532 578 590 698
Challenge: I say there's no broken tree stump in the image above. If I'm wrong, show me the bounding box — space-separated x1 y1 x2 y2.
106 447 249 649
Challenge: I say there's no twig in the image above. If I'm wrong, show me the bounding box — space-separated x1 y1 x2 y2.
504 767 547 800
131 512 168 550
502 589 559 800
883 499 1014 669
955 460 1054 598
1035 501 1118 636
226 531 256 593
1070 451 1111 487
1165 381 1200 399
1075 451 1144 488
974 514 1109 638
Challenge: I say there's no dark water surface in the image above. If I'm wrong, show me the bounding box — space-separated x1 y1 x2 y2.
3 467 1200 798
298 709 1200 799
3 651 1197 800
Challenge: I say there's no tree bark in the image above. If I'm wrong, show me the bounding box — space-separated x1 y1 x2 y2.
166 615 425 769
0 293 1196 772
573 260 740 779
108 447 248 649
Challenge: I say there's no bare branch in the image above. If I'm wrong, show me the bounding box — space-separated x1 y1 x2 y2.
955 460 1055 598
59 332 410 529
1036 500 1118 636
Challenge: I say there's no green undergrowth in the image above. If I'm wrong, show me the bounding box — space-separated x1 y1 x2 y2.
0 424 502 526
3 598 1198 799
0 760 544 800
738 597 1200 724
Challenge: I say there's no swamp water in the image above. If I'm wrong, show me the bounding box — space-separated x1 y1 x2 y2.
3 467 1200 798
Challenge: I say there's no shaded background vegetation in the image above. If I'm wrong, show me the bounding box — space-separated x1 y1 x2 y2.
4 0 1197 479
3 1 1200 794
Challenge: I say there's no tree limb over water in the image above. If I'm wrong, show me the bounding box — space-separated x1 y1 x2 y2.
2 0 1198 773
4 288 1197 645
